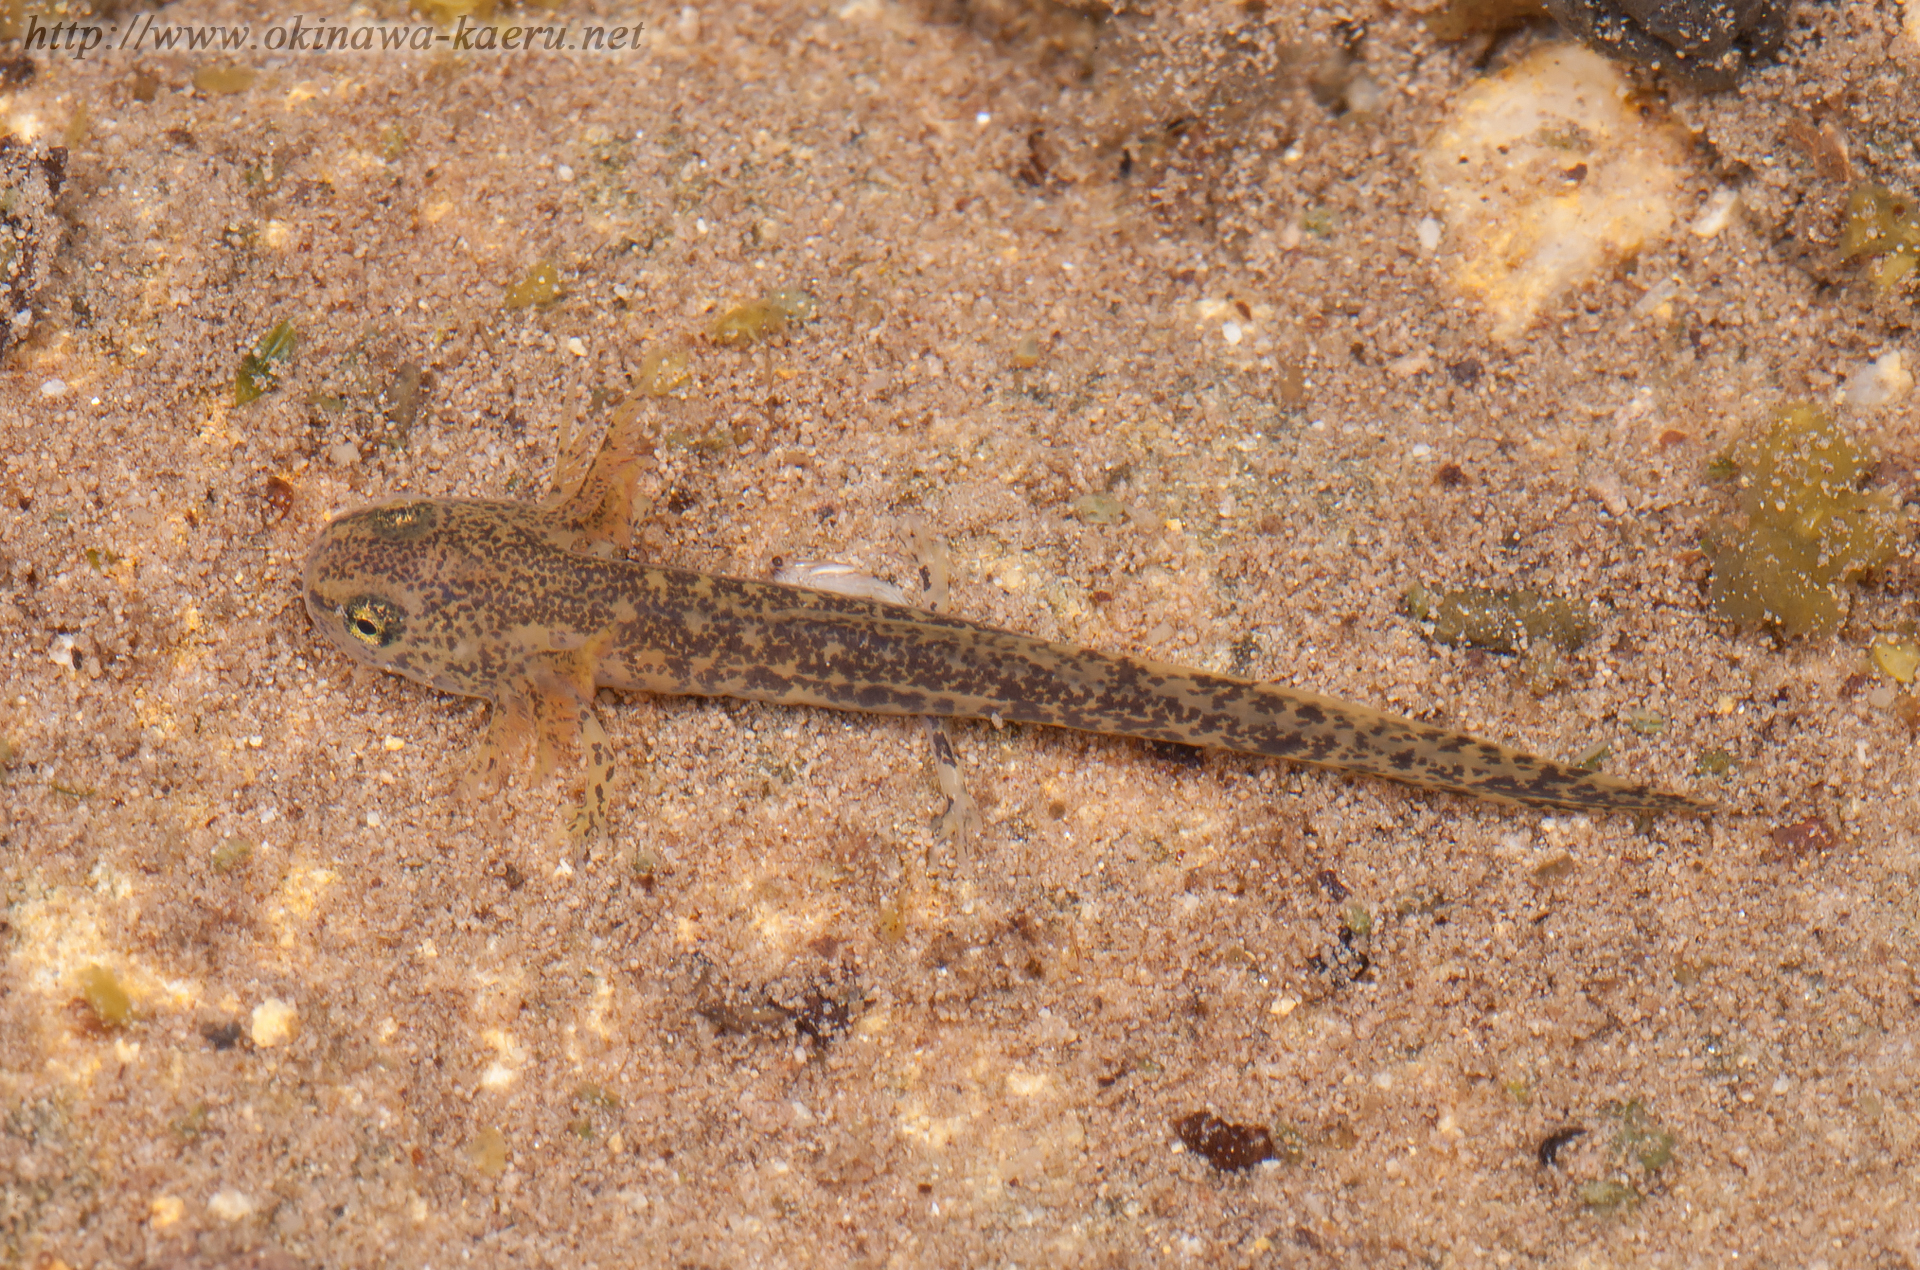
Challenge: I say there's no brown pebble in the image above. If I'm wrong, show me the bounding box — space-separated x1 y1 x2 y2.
1175 1111 1275 1172
1769 816 1837 860
263 476 295 524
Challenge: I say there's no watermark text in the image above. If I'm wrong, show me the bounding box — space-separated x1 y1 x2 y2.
16 13 645 60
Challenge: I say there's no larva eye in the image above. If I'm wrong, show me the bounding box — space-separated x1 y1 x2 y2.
343 595 405 649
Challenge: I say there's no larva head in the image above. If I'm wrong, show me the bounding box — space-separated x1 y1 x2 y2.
301 500 449 680
303 498 554 697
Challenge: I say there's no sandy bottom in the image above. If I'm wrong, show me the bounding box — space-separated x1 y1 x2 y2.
2 1 1917 1265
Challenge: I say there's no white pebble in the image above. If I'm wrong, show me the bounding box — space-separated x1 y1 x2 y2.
1841 349 1912 409
207 1189 257 1222
1415 216 1442 253
327 443 360 467
1632 279 1681 317
250 997 298 1048
1345 72 1387 115
1587 467 1629 517
567 336 588 357
39 378 66 398
48 632 77 668
1221 320 1243 346
1691 187 1740 238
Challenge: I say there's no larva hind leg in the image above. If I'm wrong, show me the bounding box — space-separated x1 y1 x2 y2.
773 524 983 854
895 517 983 849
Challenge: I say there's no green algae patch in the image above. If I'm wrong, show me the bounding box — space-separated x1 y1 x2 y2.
504 260 562 309
709 287 817 348
875 892 909 945
467 1126 508 1178
1531 850 1576 882
1393 885 1445 917
1607 1099 1675 1171
1626 706 1667 735
194 65 258 96
1705 404 1899 637
1407 583 1596 694
637 347 692 397
234 319 297 405
1574 1099 1676 1213
78 964 131 1028
174 1103 211 1140
62 103 89 150
211 836 255 873
1578 1179 1640 1213
1407 584 1596 653
1870 636 1920 684
1073 493 1127 525
1839 183 1920 297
